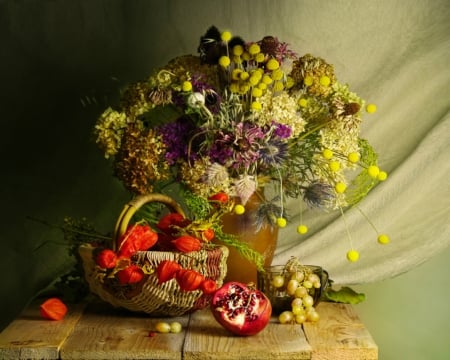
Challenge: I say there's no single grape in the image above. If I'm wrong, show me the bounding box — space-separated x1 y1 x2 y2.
291 297 303 308
308 274 320 283
302 295 314 308
286 279 300 296
271 275 285 288
294 286 308 298
306 310 320 322
292 304 305 315
170 321 182 333
278 311 294 324
302 280 313 289
290 271 305 282
155 322 171 333
295 314 307 324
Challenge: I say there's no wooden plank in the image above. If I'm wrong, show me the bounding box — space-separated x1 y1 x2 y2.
60 301 188 359
183 309 311 360
0 300 85 360
303 302 378 360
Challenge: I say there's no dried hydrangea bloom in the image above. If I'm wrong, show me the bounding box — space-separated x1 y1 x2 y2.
120 81 159 118
165 55 221 91
94 107 128 158
256 90 306 137
114 124 169 194
290 54 336 97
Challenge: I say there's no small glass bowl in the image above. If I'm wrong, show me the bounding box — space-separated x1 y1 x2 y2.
257 265 329 314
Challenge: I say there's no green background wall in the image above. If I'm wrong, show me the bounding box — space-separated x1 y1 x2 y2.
1 1 449 359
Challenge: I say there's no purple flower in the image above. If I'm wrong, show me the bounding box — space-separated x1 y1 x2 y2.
209 121 267 169
272 121 292 139
159 117 199 164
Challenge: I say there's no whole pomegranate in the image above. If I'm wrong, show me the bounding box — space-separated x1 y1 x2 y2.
210 282 272 336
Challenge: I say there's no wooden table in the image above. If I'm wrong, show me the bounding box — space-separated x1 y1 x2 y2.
0 300 377 359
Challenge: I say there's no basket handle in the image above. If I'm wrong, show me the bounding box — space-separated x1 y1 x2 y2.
112 193 186 251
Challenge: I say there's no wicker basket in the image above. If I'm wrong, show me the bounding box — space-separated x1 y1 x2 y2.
79 193 229 316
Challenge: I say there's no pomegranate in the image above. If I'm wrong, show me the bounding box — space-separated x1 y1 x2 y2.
210 282 272 336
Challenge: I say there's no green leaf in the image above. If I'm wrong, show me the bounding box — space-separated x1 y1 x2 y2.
213 226 265 272
324 286 366 304
140 104 182 127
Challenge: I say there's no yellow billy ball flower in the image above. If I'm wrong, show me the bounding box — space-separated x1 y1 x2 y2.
234 204 246 215
377 171 388 181
233 44 244 56
249 75 260 86
322 148 333 159
221 30 232 42
242 52 251 61
304 75 313 86
297 225 308 234
298 98 308 108
285 76 295 89
277 217 287 228
255 53 265 63
262 74 273 85
239 71 250 80
378 234 390 244
335 182 347 193
248 43 261 55
182 81 192 92
347 152 360 163
266 58 280 70
240 83 250 94
366 103 377 113
273 81 284 92
219 55 231 67
251 101 262 111
367 165 380 178
231 69 242 80
229 82 240 93
258 82 267 91
319 75 331 86
271 68 284 81
347 249 360 262
329 161 341 172
252 68 264 78
252 87 263 97
233 55 243 64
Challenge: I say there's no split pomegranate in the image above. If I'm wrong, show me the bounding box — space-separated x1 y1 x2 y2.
210 282 272 336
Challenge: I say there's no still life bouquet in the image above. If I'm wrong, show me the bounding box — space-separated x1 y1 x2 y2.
36 25 391 321
94 25 388 264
